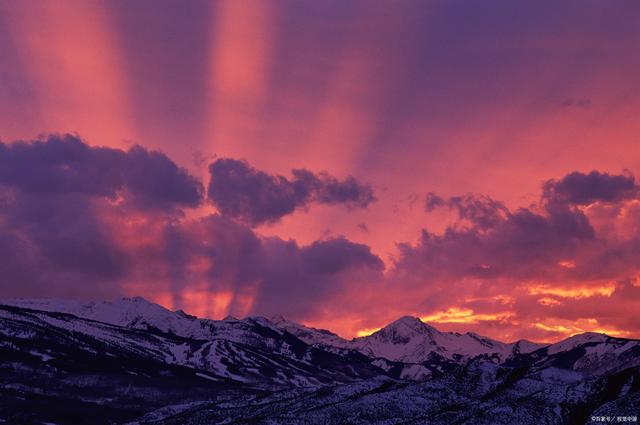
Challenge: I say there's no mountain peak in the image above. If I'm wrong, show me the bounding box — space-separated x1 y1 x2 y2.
386 316 428 329
122 296 150 303
394 316 424 326
270 315 287 325
245 316 283 332
547 331 609 355
379 316 436 335
362 316 437 348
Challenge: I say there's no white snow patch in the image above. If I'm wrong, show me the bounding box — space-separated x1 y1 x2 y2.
195 372 220 382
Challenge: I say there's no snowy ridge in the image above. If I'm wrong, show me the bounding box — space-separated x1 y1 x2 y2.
2 297 625 368
270 315 352 351
0 300 387 389
546 332 609 354
282 315 545 364
1 297 639 424
1 297 215 340
270 314 537 364
351 316 514 363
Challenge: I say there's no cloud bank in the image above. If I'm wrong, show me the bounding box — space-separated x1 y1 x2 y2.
1 135 640 342
0 135 382 322
207 158 375 226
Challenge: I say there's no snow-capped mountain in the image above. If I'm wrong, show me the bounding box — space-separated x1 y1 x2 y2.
352 316 514 363
1 297 639 425
505 331 640 376
1 299 543 366
276 314 545 365
270 315 352 351
2 297 214 339
0 300 385 389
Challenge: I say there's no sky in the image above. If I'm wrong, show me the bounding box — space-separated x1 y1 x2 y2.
1 0 640 343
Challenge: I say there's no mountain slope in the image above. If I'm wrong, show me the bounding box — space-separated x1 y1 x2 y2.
0 303 387 389
2 297 214 339
270 315 352 351
125 361 640 425
0 297 639 425
4 299 546 366
274 314 546 365
352 316 514 363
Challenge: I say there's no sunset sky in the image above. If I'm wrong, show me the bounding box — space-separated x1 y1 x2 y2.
1 0 640 343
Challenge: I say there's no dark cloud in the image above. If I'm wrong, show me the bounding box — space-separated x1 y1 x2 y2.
207 158 375 226
0 134 122 197
425 193 509 230
20 194 127 280
0 135 381 316
424 192 445 211
301 237 383 275
291 169 375 208
448 195 509 230
0 134 203 210
207 158 309 226
415 172 640 282
407 182 605 283
0 134 203 298
0 190 129 298
163 214 384 319
542 170 639 207
122 145 203 210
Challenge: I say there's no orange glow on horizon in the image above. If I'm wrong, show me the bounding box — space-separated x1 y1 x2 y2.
528 283 616 299
533 319 631 342
420 307 515 324
356 327 381 337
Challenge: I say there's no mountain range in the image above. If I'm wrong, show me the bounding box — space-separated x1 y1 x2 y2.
0 297 638 424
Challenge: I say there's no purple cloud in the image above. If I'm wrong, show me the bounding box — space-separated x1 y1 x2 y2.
542 170 638 207
0 135 381 314
425 193 509 230
0 135 204 298
424 192 445 211
207 158 375 226
161 214 384 319
412 176 638 287
0 134 203 210
122 145 204 210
